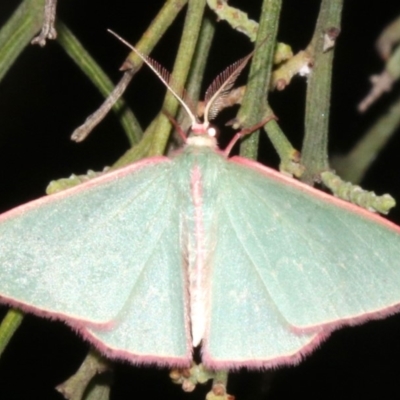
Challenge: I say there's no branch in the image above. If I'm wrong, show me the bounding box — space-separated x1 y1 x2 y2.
69 0 188 143
149 0 207 155
57 21 142 145
206 0 258 41
358 43 400 113
237 0 282 160
0 0 45 82
332 93 400 184
56 351 112 400
301 0 344 184
376 15 400 60
31 0 57 46
0 309 24 358
321 171 395 215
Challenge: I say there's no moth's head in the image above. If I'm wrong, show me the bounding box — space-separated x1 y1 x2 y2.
186 121 218 148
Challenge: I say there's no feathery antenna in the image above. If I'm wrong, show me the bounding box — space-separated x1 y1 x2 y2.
108 29 198 127
108 30 254 136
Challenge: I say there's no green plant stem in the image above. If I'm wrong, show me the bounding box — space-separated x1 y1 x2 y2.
213 369 228 385
376 15 400 60
207 370 230 400
149 0 207 156
185 16 216 112
238 0 282 160
206 0 258 41
264 107 304 177
56 350 111 400
176 15 216 134
386 44 400 79
0 0 45 82
57 21 142 145
301 0 343 184
332 94 400 184
0 309 24 358
321 171 395 214
112 118 159 169
125 0 188 70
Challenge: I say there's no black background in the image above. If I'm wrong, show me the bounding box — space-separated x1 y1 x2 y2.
0 1 400 399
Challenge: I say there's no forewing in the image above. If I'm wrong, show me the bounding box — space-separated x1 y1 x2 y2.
0 158 191 363
203 155 400 368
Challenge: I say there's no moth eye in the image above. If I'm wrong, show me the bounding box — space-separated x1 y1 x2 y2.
207 125 219 138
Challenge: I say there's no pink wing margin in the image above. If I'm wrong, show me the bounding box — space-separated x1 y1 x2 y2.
0 156 170 222
230 156 400 234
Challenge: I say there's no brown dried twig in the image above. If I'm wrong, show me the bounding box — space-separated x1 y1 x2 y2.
31 0 57 46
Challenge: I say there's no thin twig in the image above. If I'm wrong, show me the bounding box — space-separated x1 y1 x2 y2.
321 171 395 214
237 0 282 160
175 15 216 142
376 15 400 60
31 0 57 46
69 0 188 143
0 0 45 82
301 0 344 184
207 0 258 41
271 50 313 90
358 44 400 113
0 309 24 358
57 21 142 145
71 70 135 142
149 0 207 155
56 350 112 400
333 93 400 184
358 71 395 113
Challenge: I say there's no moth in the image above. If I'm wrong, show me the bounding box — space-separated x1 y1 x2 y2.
0 31 400 373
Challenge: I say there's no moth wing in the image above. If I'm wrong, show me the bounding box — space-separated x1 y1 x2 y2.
0 158 191 364
203 156 400 368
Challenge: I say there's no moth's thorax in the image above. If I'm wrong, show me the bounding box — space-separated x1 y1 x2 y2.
185 121 218 150
186 134 217 149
